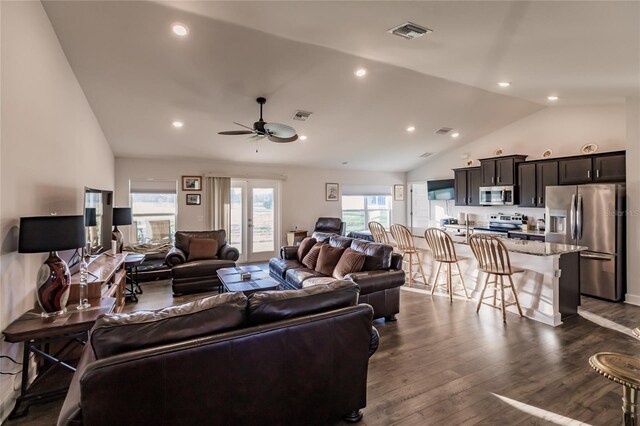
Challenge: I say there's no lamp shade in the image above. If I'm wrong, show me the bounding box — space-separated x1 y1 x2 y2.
113 207 132 226
19 215 86 253
85 207 97 227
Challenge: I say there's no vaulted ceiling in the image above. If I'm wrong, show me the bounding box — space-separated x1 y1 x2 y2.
42 1 639 172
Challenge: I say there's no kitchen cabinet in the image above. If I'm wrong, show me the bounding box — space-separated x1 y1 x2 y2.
536 161 559 206
558 157 592 184
593 153 625 182
479 155 527 186
454 167 480 206
518 163 537 207
507 231 545 242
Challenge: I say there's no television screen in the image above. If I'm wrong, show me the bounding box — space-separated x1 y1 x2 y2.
427 179 455 200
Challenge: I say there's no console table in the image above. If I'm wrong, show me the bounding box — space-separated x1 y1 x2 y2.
69 252 127 312
2 297 116 418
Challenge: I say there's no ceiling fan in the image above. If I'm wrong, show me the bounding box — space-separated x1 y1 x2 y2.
218 97 298 143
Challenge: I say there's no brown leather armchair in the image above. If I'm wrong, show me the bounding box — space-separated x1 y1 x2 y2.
165 230 240 295
313 217 346 240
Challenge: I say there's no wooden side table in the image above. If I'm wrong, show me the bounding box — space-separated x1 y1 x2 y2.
590 352 640 425
2 297 116 418
286 230 308 246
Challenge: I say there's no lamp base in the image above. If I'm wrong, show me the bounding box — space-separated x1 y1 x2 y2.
112 226 123 253
36 252 70 316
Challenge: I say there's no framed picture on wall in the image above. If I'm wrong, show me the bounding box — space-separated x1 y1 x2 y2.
186 193 201 205
326 183 339 201
394 184 405 201
182 176 202 191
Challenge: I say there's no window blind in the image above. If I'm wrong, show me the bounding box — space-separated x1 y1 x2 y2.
129 179 177 194
341 185 392 196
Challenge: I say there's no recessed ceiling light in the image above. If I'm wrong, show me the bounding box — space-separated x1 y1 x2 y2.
354 68 367 77
406 126 415 132
172 121 184 128
451 132 460 138
299 135 307 141
547 95 559 101
342 161 349 165
498 82 511 88
171 23 189 37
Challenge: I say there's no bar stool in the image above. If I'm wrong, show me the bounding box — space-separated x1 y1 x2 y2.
423 228 469 302
390 224 427 287
468 234 523 322
368 221 392 245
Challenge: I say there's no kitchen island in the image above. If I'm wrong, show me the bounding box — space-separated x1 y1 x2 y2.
407 228 586 327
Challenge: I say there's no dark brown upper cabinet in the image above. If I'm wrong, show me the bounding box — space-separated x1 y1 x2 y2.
454 169 468 206
479 155 527 186
454 167 481 206
593 153 625 182
518 163 537 207
558 157 593 184
536 161 559 206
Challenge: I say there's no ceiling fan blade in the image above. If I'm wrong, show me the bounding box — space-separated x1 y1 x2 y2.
218 130 254 135
233 122 255 131
268 134 298 143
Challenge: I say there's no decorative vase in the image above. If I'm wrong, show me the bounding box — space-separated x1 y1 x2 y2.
36 252 70 317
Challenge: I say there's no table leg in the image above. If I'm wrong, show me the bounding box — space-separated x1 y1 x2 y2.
8 343 31 418
134 265 143 294
623 385 639 426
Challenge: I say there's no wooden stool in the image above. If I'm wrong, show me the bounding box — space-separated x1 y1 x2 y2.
469 234 523 322
590 352 640 425
390 224 427 287
368 221 392 245
423 228 469 302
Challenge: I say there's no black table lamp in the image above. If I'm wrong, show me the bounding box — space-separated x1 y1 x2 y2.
18 215 86 317
112 207 132 253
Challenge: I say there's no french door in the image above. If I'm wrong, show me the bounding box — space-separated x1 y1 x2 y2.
230 180 280 263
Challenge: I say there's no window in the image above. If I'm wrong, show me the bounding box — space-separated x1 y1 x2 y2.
342 195 392 233
129 180 177 244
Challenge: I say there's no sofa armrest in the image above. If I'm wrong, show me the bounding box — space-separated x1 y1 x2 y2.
369 326 379 357
57 347 96 426
280 246 298 260
218 244 240 261
390 253 403 270
165 247 186 267
345 269 406 295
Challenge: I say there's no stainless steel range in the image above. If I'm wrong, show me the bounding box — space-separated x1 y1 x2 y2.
473 214 526 236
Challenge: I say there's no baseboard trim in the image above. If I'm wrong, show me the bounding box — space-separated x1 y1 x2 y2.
625 293 640 306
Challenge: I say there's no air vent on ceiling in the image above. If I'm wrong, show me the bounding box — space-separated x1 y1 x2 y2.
434 127 453 135
387 22 433 40
292 110 313 121
420 152 434 158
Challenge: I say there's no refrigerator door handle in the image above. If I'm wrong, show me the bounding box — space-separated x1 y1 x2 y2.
577 194 583 240
570 194 576 240
580 252 613 261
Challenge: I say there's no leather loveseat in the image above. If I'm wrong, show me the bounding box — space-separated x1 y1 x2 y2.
165 230 239 295
58 281 379 425
269 234 405 321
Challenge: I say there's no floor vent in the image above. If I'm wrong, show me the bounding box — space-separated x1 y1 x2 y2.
292 110 312 121
387 22 433 40
434 127 453 135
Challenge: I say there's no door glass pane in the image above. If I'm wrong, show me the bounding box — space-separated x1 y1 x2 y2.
230 186 243 254
252 188 274 253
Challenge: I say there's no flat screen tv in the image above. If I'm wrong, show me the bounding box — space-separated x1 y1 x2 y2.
427 179 455 201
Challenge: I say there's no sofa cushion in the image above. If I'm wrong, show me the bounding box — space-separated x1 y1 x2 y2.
329 235 353 249
350 239 393 271
171 259 236 279
311 231 335 243
302 277 337 287
90 292 248 359
301 242 324 269
333 248 366 279
187 238 218 262
315 245 346 275
247 280 359 325
269 258 302 280
296 237 317 262
175 230 227 254
285 267 324 288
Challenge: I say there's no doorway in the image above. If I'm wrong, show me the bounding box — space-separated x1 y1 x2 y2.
230 179 281 263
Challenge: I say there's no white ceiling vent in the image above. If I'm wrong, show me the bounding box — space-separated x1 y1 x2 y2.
292 110 312 121
387 22 433 40
420 152 434 158
434 127 453 135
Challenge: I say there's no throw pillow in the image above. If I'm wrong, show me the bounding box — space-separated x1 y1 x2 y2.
315 244 346 276
333 248 366 279
296 237 317 262
187 238 218 262
302 242 324 269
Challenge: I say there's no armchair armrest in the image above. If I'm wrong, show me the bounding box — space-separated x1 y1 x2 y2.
344 269 406 295
57 347 96 426
165 247 186 267
218 244 240 261
280 245 298 260
369 326 380 357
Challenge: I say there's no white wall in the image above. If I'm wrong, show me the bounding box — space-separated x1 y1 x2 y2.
0 2 114 419
115 157 406 244
407 104 626 224
625 97 640 305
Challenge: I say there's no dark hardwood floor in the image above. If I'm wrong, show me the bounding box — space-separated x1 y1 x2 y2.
7 274 639 425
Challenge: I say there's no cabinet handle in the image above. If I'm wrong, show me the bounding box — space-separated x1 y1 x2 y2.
532 197 535 205
538 197 543 205
587 170 591 179
491 177 494 184
596 169 600 178
497 176 501 183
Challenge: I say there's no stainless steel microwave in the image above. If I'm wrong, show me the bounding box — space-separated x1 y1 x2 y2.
479 186 515 206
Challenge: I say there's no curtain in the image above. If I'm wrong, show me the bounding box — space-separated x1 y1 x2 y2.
205 177 231 236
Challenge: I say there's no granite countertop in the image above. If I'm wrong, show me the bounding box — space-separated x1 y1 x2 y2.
411 227 586 256
506 229 546 236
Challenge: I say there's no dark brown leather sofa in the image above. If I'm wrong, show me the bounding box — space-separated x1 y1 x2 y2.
58 281 378 425
165 230 239 295
269 234 405 321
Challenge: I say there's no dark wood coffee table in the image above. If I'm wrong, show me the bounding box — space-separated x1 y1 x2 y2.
217 266 280 295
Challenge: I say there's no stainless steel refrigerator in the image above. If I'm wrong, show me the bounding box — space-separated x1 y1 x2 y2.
545 184 626 301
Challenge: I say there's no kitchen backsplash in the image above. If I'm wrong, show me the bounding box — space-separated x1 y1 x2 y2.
425 200 545 228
